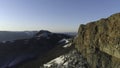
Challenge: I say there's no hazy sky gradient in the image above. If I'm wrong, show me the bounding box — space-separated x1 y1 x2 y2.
0 0 120 32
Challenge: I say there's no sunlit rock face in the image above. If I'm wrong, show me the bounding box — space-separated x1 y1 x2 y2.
75 13 120 68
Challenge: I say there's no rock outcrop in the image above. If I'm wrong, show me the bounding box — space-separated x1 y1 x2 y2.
75 13 120 68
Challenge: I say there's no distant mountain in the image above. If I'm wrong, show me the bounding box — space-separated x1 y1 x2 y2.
1 12 120 68
62 32 77 36
0 31 37 42
54 32 77 36
0 30 72 68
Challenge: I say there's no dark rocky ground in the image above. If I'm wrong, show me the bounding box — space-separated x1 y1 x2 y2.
0 30 72 68
40 49 89 68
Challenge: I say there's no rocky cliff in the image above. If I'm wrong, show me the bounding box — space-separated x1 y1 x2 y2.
75 13 120 68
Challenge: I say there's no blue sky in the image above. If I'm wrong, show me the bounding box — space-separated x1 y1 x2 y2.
0 0 120 32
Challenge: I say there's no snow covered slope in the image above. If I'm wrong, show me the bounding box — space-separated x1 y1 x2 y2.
41 50 89 68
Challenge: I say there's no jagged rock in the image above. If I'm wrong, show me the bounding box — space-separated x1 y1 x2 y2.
75 13 120 68
41 50 89 68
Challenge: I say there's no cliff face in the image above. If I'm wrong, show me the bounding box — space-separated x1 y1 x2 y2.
75 13 120 68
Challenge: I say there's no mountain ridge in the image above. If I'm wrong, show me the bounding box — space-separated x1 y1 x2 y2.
0 30 72 68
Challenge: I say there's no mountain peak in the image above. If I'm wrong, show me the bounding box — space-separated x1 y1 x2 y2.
35 30 52 38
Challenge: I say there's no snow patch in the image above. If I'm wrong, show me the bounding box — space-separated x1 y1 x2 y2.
42 50 89 68
43 56 65 67
59 39 69 43
63 61 68 66
63 43 72 48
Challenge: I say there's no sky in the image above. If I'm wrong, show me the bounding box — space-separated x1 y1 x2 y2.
0 0 120 32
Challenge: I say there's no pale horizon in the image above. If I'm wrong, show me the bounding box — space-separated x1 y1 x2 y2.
0 0 120 32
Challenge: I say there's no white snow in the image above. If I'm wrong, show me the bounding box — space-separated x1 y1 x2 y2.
63 43 72 48
53 56 64 64
59 39 69 43
63 61 68 66
43 55 65 67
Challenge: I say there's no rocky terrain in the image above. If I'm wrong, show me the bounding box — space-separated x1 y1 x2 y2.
75 13 120 68
1 13 120 68
41 50 89 68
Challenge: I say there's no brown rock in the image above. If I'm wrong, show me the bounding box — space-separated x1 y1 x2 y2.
75 13 120 68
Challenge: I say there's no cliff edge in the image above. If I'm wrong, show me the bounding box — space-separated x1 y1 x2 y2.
75 13 120 68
